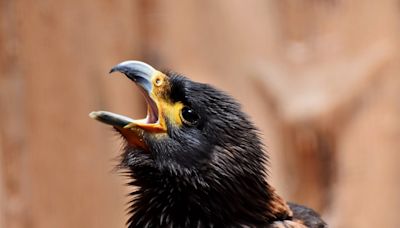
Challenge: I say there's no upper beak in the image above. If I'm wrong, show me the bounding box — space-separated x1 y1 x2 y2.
109 61 155 93
89 60 168 147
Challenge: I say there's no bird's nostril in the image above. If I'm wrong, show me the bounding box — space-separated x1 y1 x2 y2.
155 78 162 86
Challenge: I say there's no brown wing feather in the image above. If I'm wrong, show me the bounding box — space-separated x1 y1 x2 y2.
287 202 327 228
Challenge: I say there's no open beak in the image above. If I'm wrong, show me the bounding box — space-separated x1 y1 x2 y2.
89 60 168 148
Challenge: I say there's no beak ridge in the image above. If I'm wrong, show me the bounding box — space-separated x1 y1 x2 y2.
109 60 157 92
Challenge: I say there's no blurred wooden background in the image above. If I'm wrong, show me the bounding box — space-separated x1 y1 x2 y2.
1 0 400 227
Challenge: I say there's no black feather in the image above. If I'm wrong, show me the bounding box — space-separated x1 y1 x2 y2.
117 72 326 227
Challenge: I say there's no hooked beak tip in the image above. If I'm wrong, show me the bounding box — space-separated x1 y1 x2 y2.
109 68 117 74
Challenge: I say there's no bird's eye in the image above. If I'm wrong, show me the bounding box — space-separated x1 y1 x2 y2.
180 106 199 126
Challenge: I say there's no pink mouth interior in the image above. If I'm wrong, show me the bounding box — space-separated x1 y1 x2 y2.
138 87 159 124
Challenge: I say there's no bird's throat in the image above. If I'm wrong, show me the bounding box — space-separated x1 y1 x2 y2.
125 167 293 227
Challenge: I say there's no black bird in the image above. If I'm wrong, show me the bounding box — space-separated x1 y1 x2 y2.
90 61 327 228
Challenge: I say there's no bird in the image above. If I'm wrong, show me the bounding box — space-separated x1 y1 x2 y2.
89 60 327 228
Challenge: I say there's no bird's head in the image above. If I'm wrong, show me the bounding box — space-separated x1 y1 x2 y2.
90 60 292 226
90 60 264 179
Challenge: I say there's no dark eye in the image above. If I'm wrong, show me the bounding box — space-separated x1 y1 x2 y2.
180 106 199 126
